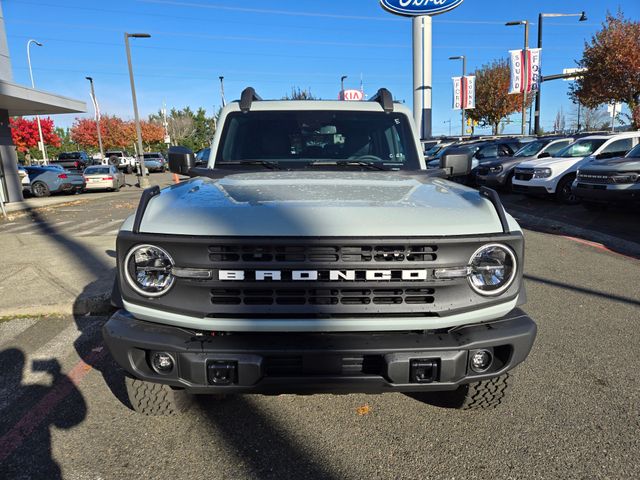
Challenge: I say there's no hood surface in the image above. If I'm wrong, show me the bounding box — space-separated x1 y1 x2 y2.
581 157 640 172
135 171 507 237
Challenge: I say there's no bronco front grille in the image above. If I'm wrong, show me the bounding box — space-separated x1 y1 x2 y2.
210 287 436 306
208 244 438 263
514 168 533 181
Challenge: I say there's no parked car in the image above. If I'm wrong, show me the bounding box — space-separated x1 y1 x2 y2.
143 152 167 172
105 150 136 174
194 147 210 167
50 151 90 171
475 137 575 191
24 165 85 197
573 142 640 208
83 165 125 192
512 132 640 203
17 165 31 194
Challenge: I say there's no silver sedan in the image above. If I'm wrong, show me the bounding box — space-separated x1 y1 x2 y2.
83 165 125 192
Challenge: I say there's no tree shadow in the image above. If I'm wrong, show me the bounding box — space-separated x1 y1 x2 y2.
0 349 87 479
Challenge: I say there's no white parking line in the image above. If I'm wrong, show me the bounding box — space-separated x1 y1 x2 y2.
1 222 42 234
21 220 74 234
77 219 123 236
57 218 106 235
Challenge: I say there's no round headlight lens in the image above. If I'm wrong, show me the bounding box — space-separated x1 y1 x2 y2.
124 245 175 297
468 244 517 296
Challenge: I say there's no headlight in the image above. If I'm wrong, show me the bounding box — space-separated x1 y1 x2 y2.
611 173 639 184
488 164 503 173
468 244 517 296
124 244 175 297
533 168 552 178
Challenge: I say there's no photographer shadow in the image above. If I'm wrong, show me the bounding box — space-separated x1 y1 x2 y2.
0 349 87 480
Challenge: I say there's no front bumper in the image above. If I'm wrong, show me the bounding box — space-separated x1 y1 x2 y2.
475 172 507 188
574 183 640 203
103 308 537 394
511 184 549 196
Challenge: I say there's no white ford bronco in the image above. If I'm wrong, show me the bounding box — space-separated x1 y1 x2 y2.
103 88 536 414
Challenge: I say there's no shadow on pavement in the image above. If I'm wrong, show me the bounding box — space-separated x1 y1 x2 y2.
195 395 339 480
0 349 87 480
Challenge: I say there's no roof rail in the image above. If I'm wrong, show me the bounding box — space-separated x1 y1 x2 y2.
370 88 394 113
239 87 262 113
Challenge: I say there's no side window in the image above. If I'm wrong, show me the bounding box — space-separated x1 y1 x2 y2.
545 140 571 155
498 145 511 156
601 138 633 155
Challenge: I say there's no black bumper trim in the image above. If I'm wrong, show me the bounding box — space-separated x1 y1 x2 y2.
103 309 536 394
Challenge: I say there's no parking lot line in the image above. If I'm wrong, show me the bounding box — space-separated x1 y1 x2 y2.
77 219 124 236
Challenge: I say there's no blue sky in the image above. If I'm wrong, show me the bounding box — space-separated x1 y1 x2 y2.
4 0 639 135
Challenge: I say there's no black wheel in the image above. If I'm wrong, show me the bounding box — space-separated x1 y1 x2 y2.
125 376 193 416
126 165 133 174
31 181 50 198
504 172 515 193
556 175 579 204
408 373 510 410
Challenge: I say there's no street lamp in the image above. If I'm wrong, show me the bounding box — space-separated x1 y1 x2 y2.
26 39 48 164
449 55 466 136
534 11 587 134
444 119 452 136
124 32 151 188
506 20 529 136
340 75 347 100
85 77 105 164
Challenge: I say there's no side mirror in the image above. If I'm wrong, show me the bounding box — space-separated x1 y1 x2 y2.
538 152 551 159
440 148 472 177
168 146 195 174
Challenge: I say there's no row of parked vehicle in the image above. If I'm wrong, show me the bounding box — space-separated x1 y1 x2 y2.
50 151 168 174
423 131 640 208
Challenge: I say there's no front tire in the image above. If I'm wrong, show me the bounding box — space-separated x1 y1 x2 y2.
556 175 579 204
125 376 193 415
410 373 510 410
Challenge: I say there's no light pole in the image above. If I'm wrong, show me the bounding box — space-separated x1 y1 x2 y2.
27 39 48 164
444 119 452 136
85 77 105 163
449 55 466 137
340 75 348 100
125 32 150 188
534 11 587 134
506 21 529 136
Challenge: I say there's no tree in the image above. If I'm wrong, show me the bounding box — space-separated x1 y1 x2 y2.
71 115 164 152
553 107 566 133
9 117 61 156
465 58 532 135
283 87 317 100
569 105 610 132
149 106 216 151
570 11 640 129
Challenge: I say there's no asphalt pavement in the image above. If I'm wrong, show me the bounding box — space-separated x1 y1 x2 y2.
0 172 639 479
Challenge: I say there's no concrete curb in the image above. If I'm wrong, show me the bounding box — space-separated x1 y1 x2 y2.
0 291 114 319
512 209 640 259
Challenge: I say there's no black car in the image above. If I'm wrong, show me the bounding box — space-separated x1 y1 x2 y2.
50 151 90 171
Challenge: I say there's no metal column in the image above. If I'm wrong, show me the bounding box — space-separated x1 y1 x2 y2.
413 15 432 140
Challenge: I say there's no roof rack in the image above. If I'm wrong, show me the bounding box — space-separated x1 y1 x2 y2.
370 88 394 113
239 87 262 113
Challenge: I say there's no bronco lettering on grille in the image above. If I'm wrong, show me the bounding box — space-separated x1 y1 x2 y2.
218 270 429 281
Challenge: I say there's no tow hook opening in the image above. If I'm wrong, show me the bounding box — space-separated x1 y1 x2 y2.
409 359 439 383
207 361 238 385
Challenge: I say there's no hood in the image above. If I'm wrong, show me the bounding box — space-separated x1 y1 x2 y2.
581 157 640 172
518 155 588 169
134 171 508 237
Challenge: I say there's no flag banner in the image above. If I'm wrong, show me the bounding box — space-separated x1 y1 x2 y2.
529 48 542 93
509 48 542 94
509 49 523 94
464 75 476 109
452 76 462 110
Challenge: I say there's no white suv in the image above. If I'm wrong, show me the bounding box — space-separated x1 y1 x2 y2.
512 132 640 203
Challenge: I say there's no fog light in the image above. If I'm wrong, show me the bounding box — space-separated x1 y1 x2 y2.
151 352 175 374
470 349 492 373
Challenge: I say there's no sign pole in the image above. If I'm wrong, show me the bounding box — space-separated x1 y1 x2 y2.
461 57 466 137
413 15 432 140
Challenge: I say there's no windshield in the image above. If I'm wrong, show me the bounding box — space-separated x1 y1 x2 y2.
143 153 160 158
85 167 110 175
215 110 421 170
514 141 545 157
106 152 123 157
557 139 606 158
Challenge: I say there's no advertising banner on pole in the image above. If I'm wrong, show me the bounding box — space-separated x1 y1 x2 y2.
509 48 542 94
452 76 475 110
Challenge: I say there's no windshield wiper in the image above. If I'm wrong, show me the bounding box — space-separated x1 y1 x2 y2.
307 161 388 171
219 160 282 170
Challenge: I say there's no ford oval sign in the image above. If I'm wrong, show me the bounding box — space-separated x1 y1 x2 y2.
380 0 464 17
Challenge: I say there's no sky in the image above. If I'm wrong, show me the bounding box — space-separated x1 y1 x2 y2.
3 0 639 136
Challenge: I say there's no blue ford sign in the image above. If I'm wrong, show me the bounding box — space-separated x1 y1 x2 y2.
380 0 464 16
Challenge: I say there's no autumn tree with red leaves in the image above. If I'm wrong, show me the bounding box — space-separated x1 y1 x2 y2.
571 12 640 129
10 117 61 154
71 115 164 151
465 58 533 135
